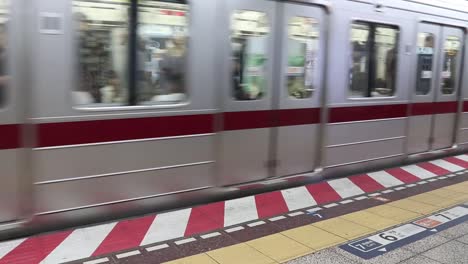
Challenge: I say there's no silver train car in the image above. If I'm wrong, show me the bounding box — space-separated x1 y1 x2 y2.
1 0 468 235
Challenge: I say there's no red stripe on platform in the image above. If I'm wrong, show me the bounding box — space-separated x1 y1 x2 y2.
255 191 289 219
306 182 341 204
418 162 451 176
349 174 385 193
445 157 468 168
386 167 421 183
185 202 225 236
0 230 72 264
92 215 155 256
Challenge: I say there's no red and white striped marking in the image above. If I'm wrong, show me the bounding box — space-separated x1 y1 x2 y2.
1 155 468 264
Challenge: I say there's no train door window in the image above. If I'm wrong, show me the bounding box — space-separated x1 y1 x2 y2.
441 36 460 95
349 21 399 98
286 16 318 99
72 0 129 106
231 10 269 101
416 33 434 95
0 0 9 107
137 0 189 105
72 0 189 107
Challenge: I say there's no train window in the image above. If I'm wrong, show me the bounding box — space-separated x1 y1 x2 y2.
416 33 434 95
231 10 269 101
137 1 189 105
286 17 318 99
0 0 8 107
73 0 129 106
72 0 189 107
441 36 460 95
349 22 399 98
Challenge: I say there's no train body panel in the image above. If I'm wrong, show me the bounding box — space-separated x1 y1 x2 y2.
1 0 468 235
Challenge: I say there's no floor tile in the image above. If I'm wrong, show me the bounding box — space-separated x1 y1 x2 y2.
442 183 468 194
139 245 184 264
399 255 442 264
400 234 451 253
436 222 468 239
408 193 458 208
282 225 346 250
164 253 218 264
175 232 237 257
312 218 374 240
422 240 468 264
207 243 275 264
456 234 468 244
387 199 439 215
365 204 421 222
246 234 313 262
285 248 358 264
336 246 415 264
428 189 465 200
341 211 399 230
226 222 282 243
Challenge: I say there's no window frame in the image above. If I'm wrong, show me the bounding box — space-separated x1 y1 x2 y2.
229 9 270 102
71 0 192 111
347 19 400 101
415 32 436 96
440 35 461 96
0 1 10 110
285 15 320 100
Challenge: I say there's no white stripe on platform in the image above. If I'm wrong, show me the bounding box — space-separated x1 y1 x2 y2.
368 171 404 188
327 178 364 198
0 238 26 259
140 208 191 246
40 223 116 264
224 196 258 227
281 186 317 211
431 159 464 172
455 154 468 162
400 165 436 179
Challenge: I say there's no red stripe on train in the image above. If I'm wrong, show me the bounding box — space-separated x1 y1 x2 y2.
411 101 458 116
37 114 214 148
0 124 20 149
328 104 407 123
5 101 463 149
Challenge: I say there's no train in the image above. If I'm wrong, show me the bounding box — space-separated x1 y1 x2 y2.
1 0 468 237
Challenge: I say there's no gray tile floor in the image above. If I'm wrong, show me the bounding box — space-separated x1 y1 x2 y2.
286 221 468 264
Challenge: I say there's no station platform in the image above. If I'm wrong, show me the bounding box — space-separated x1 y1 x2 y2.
1 156 468 264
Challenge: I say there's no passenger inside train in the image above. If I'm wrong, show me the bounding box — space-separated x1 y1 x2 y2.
72 0 189 106
0 21 8 106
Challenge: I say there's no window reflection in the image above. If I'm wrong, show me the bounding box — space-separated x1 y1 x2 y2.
416 33 434 95
73 0 189 106
349 22 399 98
287 17 318 99
0 0 9 107
138 0 189 104
441 36 460 95
231 10 269 101
73 0 128 105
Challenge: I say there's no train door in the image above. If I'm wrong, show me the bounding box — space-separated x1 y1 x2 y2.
0 0 22 223
273 2 325 177
219 0 277 185
408 23 464 153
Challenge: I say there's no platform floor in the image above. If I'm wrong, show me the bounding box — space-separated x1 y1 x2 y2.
1 155 468 264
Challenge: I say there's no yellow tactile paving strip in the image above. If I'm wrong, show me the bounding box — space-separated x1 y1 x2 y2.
164 182 468 264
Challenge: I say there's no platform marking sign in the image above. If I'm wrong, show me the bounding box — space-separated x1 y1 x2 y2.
340 205 468 259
